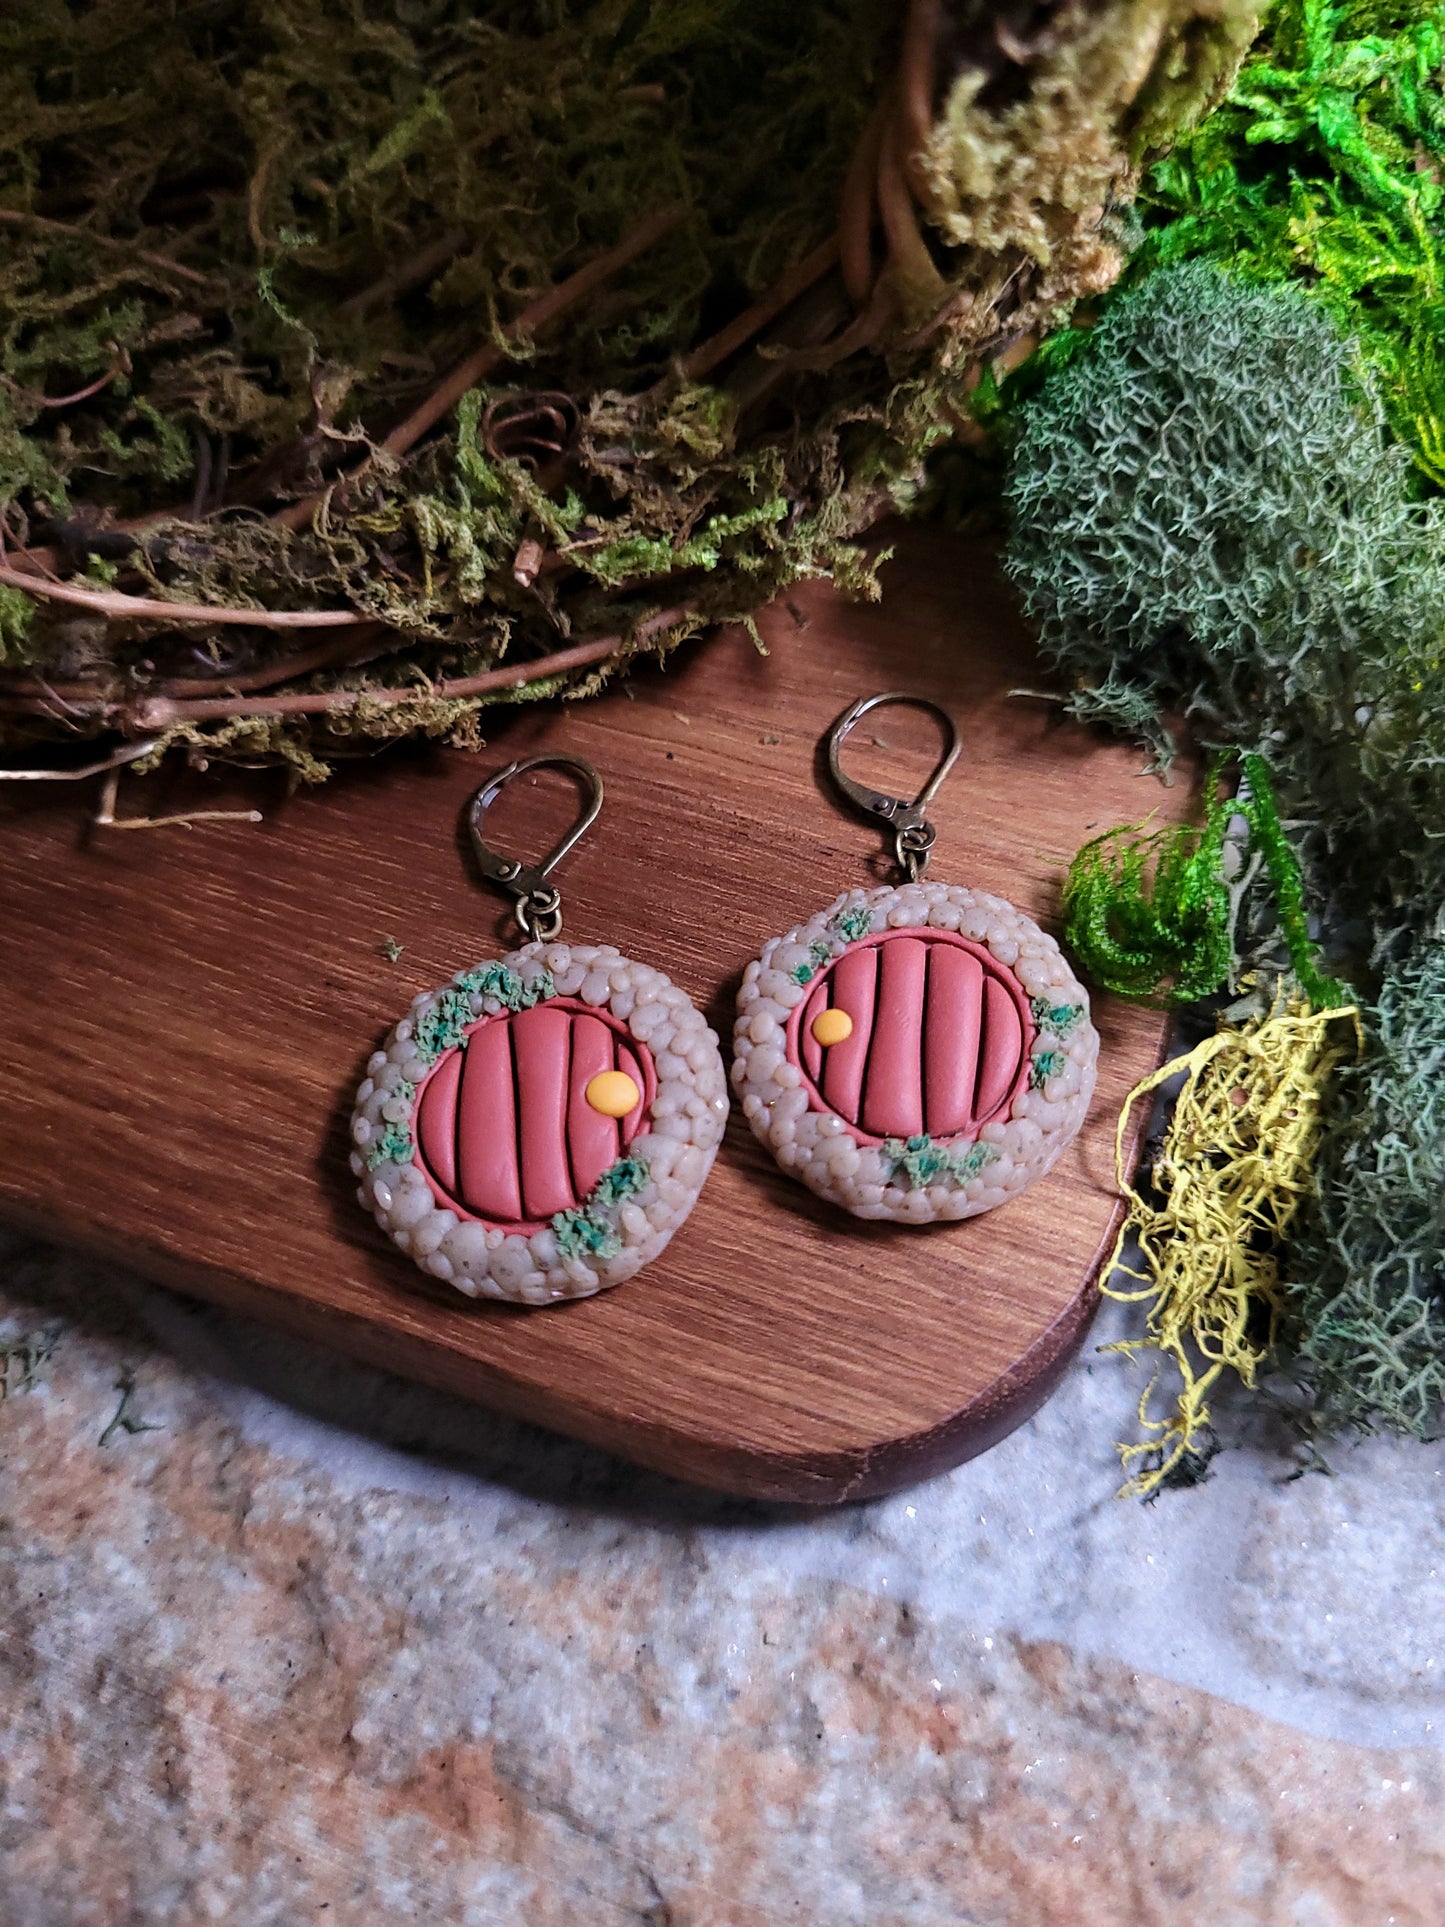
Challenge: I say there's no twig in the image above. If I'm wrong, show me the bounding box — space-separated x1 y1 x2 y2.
189 431 213 519
838 99 888 308
155 623 394 698
95 763 263 830
98 1365 165 1445
898 0 944 205
3 359 126 412
336 227 467 320
0 561 364 629
876 94 948 318
0 208 218 289
0 739 161 780
381 205 686 459
677 237 841 381
130 606 694 728
273 204 687 532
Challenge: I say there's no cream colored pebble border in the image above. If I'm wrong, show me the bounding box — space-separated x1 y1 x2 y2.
732 882 1099 1224
351 941 728 1304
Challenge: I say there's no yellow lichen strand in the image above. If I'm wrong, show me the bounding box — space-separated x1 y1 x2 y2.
1102 996 1361 1500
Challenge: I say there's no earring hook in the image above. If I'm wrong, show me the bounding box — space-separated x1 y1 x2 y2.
468 754 603 941
825 692 960 882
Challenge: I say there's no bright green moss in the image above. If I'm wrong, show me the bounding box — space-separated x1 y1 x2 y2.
1132 0 1445 486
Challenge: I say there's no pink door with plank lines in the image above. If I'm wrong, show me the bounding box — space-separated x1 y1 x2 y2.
415 999 655 1231
790 931 1033 1145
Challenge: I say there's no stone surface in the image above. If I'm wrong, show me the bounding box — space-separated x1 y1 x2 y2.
2 1231 1444 1925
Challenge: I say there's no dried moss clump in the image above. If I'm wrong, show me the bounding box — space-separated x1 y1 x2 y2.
1004 261 1445 958
917 0 1259 309
1288 941 1445 1436
0 0 1262 777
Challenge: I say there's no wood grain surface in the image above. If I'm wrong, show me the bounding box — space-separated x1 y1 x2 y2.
0 528 1190 1501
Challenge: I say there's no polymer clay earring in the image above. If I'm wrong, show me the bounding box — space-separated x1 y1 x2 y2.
733 694 1099 1224
352 755 728 1303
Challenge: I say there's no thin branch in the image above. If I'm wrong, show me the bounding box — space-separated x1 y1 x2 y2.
95 764 262 830
336 227 467 320
0 207 219 288
130 606 694 729
0 561 364 629
3 360 125 412
0 739 161 781
898 0 944 206
677 236 840 381
273 204 687 533
382 205 687 459
838 98 888 310
0 622 393 710
876 95 949 318
156 623 394 698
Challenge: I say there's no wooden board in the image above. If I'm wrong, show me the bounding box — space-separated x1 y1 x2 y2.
0 528 1189 1502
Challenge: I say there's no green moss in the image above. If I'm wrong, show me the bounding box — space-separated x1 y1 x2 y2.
1132 0 1445 485
552 1153 652 1263
591 1153 651 1209
366 1082 417 1172
829 905 875 944
789 938 836 987
1031 998 1086 1038
1005 263 1445 962
411 990 478 1066
880 1133 998 1190
1287 940 1445 1436
0 582 36 663
0 0 1263 774
1029 1049 1067 1088
453 962 556 1013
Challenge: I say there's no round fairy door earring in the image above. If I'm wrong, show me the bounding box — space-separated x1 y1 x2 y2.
733 694 1099 1224
352 755 728 1304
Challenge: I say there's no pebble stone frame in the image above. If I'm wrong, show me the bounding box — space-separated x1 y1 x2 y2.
733 881 1099 1224
352 941 728 1303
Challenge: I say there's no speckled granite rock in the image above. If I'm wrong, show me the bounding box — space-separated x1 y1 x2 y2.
2 1234 1443 1925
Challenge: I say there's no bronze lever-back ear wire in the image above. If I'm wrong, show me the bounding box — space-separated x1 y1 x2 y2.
825 691 960 881
468 754 604 940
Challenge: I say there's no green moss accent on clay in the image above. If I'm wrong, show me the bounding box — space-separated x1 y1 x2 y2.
413 966 555 1064
829 906 876 944
1030 1049 1067 1089
1031 997 1086 1038
453 963 556 1013
366 1080 417 1172
411 991 479 1066
881 1133 999 1190
552 1154 652 1264
591 1154 651 1210
789 939 836 987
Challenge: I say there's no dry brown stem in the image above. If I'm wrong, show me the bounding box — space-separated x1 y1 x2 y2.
0 207 219 289
128 606 693 729
678 236 841 381
0 561 363 629
272 204 687 533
